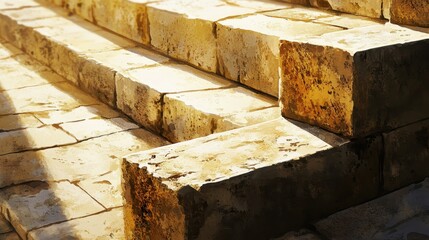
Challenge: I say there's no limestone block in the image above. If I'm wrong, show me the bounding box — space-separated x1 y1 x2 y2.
383 119 429 192
387 0 429 27
122 118 381 239
0 83 99 115
313 13 385 29
61 0 94 21
0 114 42 131
217 14 341 97
162 87 277 142
28 208 125 240
148 0 282 72
116 64 233 133
280 24 429 137
34 104 121 125
216 107 281 133
0 0 39 10
0 126 77 155
0 129 169 188
59 117 139 141
309 0 383 18
0 67 64 92
314 178 429 240
0 182 104 238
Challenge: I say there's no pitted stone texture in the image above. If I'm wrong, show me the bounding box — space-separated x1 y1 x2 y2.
383 119 429 192
217 14 341 97
123 118 381 239
0 129 169 188
147 0 287 73
0 114 42 131
386 0 429 27
162 87 277 142
0 126 76 155
0 232 21 240
0 83 98 115
0 181 104 239
59 118 139 141
79 47 168 106
27 208 125 240
309 0 382 18
0 215 13 234
116 64 233 133
280 24 429 137
77 170 123 209
314 178 429 240
34 105 121 125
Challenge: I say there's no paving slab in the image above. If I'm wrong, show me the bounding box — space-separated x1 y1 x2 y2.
0 0 39 10
0 181 105 239
0 126 76 155
27 208 125 240
116 64 234 133
280 23 429 137
59 117 139 141
0 129 169 188
34 104 121 125
122 118 381 239
0 43 22 60
0 114 42 132
314 178 429 240
162 87 277 142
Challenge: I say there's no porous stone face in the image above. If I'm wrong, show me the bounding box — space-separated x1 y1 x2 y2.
162 87 277 142
123 118 381 239
280 24 429 137
309 0 383 18
314 178 429 240
383 119 429 192
387 0 429 27
115 64 233 133
217 14 341 97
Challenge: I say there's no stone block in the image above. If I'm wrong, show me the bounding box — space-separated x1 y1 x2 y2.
0 0 39 10
0 114 42 131
122 118 381 239
386 0 429 27
280 24 429 137
383 119 429 192
147 0 285 73
0 215 13 234
28 208 125 240
116 64 233 133
0 232 20 240
217 14 341 97
162 87 277 142
309 0 383 18
0 181 104 238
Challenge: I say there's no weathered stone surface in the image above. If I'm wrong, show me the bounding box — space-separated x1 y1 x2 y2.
217 14 341 96
0 126 77 155
77 170 123 209
313 13 384 28
79 47 168 106
34 104 121 125
274 229 323 240
309 0 383 18
0 129 169 188
0 0 39 10
116 64 233 133
147 0 286 73
0 6 60 22
162 87 277 142
123 118 381 239
314 178 429 240
0 82 98 115
0 232 21 240
0 43 22 59
383 119 429 192
386 0 429 27
27 208 125 240
59 118 139 141
280 24 429 137
0 216 13 234
0 114 42 131
0 181 104 238
0 68 64 92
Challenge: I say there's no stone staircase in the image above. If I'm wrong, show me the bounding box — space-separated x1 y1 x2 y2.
0 0 427 239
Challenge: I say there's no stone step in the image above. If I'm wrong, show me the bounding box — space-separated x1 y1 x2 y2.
0 0 279 143
0 38 170 239
122 117 429 239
